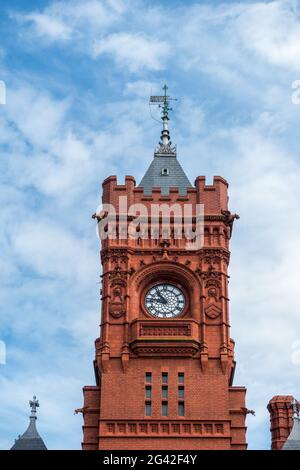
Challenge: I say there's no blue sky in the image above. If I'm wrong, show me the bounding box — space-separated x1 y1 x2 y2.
1 0 300 450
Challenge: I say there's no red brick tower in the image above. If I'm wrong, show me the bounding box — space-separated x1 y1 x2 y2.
81 87 247 450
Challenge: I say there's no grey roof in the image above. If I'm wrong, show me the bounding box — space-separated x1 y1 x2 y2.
11 396 47 451
282 418 300 450
11 417 47 450
139 153 193 196
139 107 193 195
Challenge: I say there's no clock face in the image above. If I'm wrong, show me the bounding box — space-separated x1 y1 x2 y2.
145 283 185 318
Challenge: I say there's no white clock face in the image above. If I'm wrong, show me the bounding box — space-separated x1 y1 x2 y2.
145 284 185 318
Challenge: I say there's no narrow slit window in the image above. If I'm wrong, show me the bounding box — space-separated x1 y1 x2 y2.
162 401 168 416
178 372 184 384
162 372 168 384
145 402 151 416
145 386 152 399
162 386 168 399
145 372 152 383
178 402 184 416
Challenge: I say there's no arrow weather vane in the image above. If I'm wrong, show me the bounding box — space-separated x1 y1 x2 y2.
149 85 177 155
149 84 177 122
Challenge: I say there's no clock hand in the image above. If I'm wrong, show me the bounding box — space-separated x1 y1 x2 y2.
149 297 167 304
155 289 168 304
157 295 168 305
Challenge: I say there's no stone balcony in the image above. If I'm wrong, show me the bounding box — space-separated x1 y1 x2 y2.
129 319 201 357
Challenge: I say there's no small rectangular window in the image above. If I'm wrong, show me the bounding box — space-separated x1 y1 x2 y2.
162 401 168 416
178 386 184 398
145 386 152 398
162 372 168 384
162 386 168 399
145 402 151 416
145 372 152 383
178 372 184 383
178 402 185 416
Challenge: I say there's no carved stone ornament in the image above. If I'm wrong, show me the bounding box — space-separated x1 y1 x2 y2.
154 142 176 156
109 282 126 318
201 270 222 282
108 266 127 281
205 303 222 319
221 210 240 239
204 279 222 319
199 248 230 266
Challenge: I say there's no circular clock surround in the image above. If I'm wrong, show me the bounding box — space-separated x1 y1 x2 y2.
144 283 186 319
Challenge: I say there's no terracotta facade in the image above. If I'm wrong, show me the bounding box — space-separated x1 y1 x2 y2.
82 174 247 450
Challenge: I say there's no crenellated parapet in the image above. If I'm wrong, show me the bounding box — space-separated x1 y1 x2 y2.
102 175 229 214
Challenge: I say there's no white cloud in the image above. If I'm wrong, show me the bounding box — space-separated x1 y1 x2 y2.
5 86 69 148
23 12 72 41
93 32 169 72
124 80 160 97
15 0 127 43
12 221 96 286
236 0 300 71
177 98 205 137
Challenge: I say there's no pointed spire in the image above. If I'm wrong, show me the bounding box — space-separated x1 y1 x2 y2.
151 84 177 157
282 398 300 450
159 84 172 144
11 396 47 450
139 85 192 195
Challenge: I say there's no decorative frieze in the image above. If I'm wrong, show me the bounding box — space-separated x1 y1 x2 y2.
140 324 191 337
102 421 225 436
130 320 200 357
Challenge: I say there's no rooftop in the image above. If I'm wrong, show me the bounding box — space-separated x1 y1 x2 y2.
282 398 300 451
11 396 47 451
138 85 193 196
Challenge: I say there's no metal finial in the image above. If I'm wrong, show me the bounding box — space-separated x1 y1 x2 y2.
160 84 172 121
291 398 299 420
29 396 39 418
149 85 177 156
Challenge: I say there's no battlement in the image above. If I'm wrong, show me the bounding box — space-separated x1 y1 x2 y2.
102 175 229 214
195 175 229 188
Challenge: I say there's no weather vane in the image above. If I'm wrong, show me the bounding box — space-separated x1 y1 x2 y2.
149 84 177 122
149 85 177 155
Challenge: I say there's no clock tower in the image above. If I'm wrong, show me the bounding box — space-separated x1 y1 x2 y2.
81 87 247 450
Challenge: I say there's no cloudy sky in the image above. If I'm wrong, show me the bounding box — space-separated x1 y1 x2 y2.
1 0 300 450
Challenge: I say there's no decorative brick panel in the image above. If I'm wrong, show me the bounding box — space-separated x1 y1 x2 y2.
140 324 191 337
101 420 229 437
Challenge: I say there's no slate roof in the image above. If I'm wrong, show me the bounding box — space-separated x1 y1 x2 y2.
139 153 193 196
11 396 47 451
11 416 47 450
282 417 300 450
